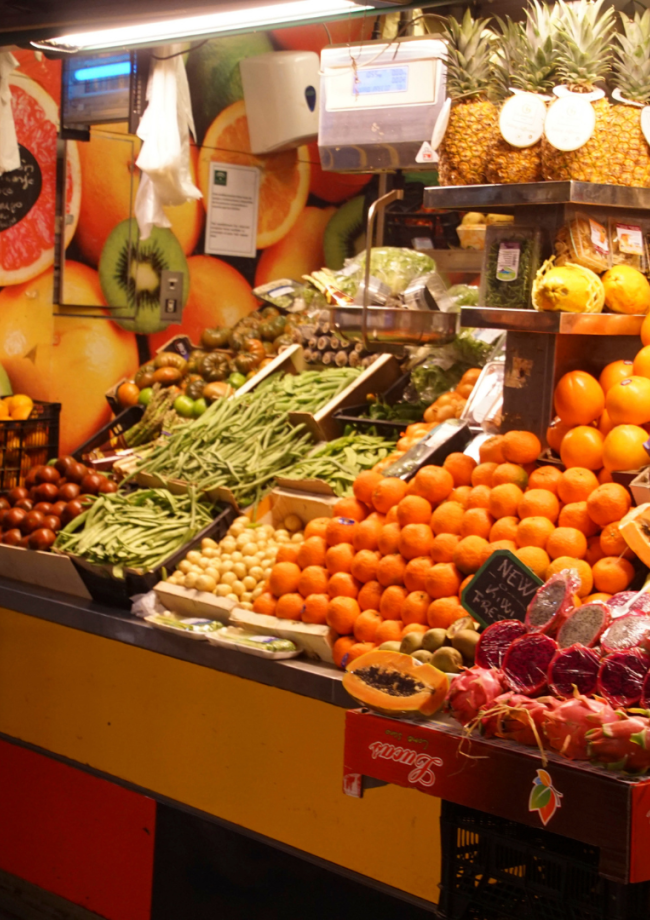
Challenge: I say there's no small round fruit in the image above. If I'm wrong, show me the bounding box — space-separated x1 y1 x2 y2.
554 371 604 425
192 398 208 417
412 650 433 663
173 395 196 418
431 647 463 674
603 425 650 472
451 629 480 662
421 628 447 652
117 381 140 408
138 387 154 406
400 632 424 654
228 372 247 389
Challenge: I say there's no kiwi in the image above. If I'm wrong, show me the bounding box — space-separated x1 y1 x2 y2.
431 647 464 674
323 196 365 270
447 616 476 640
422 628 448 653
452 629 480 663
400 632 424 655
412 649 433 664
99 219 190 334
378 641 402 652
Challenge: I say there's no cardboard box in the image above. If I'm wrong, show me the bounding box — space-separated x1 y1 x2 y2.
269 486 338 527
0 544 91 599
154 582 235 622
229 608 335 662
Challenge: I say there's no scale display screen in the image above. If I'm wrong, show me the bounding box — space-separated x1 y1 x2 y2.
354 66 409 95
61 50 148 135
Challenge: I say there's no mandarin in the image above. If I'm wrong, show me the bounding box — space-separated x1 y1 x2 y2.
304 517 329 540
467 485 492 509
515 516 555 549
598 468 614 484
296 536 328 568
546 527 588 560
545 557 593 597
253 592 277 615
402 591 431 625
427 596 463 629
385 506 399 524
276 544 300 564
560 426 604 470
377 523 401 556
599 521 633 559
581 592 612 604
358 580 383 611
514 546 550 578
365 511 386 527
492 463 528 489
326 596 360 634
325 542 355 574
374 619 404 644
396 495 433 526
585 535 606 566
460 507 494 539
431 501 464 535
599 410 614 437
411 465 454 505
332 497 368 522
479 435 507 464
425 562 462 599
490 516 520 543
453 536 489 574
398 522 435 560
431 533 461 563
518 489 560 523
353 609 382 643
379 585 408 619
449 485 472 508
489 483 524 519
275 593 305 620
353 517 384 552
558 501 599 537
269 561 301 595
600 359 634 394
297 565 329 597
377 553 407 587
480 540 517 566
302 593 329 624
558 467 600 504
328 571 360 598
402 623 428 636
371 476 409 514
345 642 376 664
353 470 383 506
325 516 358 547
554 370 605 425
471 462 498 487
459 575 473 596
586 483 631 527
333 636 356 668
503 430 542 464
443 452 476 487
404 556 434 592
592 556 635 594
350 549 380 583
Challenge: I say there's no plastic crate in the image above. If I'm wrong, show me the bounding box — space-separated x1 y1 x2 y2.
72 405 145 461
332 372 422 437
440 802 650 920
0 401 60 490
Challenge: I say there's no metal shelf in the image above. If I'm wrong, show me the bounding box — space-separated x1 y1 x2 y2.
423 181 650 211
330 306 459 347
460 306 645 336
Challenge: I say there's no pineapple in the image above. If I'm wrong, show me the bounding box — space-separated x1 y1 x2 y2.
438 10 498 187
541 0 616 183
606 10 650 187
486 2 559 184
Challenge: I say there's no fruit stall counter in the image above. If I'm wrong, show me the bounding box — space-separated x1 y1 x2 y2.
0 577 443 919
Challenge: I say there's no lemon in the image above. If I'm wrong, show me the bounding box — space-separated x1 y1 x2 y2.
601 264 650 315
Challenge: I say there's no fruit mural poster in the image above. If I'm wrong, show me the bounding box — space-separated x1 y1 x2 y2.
0 20 374 455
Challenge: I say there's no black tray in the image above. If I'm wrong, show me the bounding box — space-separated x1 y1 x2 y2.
72 405 145 460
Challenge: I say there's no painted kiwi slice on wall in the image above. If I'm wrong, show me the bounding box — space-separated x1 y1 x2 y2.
98 219 190 334
323 196 366 270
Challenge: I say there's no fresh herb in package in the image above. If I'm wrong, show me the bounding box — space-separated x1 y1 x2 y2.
479 226 540 309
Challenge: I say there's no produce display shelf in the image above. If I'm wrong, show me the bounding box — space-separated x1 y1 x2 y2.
330 305 458 347
423 181 650 211
459 307 645 336
343 708 650 884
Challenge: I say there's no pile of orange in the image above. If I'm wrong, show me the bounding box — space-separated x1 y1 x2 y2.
254 428 638 669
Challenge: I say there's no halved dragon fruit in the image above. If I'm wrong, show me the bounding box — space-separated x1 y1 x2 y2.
503 634 558 696
556 602 610 649
608 591 650 619
543 695 623 760
446 667 505 726
600 615 650 655
547 645 601 698
525 572 578 635
586 715 650 774
481 692 560 746
475 620 527 670
597 649 650 708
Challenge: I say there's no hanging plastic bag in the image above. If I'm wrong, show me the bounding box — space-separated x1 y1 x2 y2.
0 51 21 174
134 44 202 239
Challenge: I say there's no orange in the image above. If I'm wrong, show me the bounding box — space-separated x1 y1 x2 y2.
489 517 519 543
558 468 600 504
398 523 435 560
600 521 634 559
297 536 328 568
643 311 650 346
379 585 408 620
518 489 560 523
527 466 563 494
449 486 471 508
558 502 599 537
634 345 650 380
402 623 428 636
276 593 305 620
297 565 329 597
503 430 542 465
560 426 604 470
582 592 612 604
346 642 376 664
461 367 482 386
479 435 507 464
459 575 473 597
554 371 605 425
481 540 517 565
377 554 407 587
471 463 498 487
375 620 404 645
385 507 399 525
545 557 593 597
460 508 494 539
365 511 386 527
353 517 384 552
358 580 383 611
333 637 357 669
592 557 635 594
253 592 277 615
585 535 606 567
599 410 614 437
606 376 650 426
353 470 384 506
431 502 464 535
586 483 632 527
489 483 524 519
396 495 433 526
546 527 588 561
516 516 555 549
427 596 463 629
303 594 329 624
410 466 454 505
546 418 574 454
199 101 310 249
431 533 461 564
325 516 358 547
328 572 360 599
603 425 650 472
350 549 380 584
269 561 301 596
276 544 300 564
371 477 409 514
467 485 492 509
402 591 431 625
514 546 550 578
404 557 434 592
443 452 476 487
353 609 382 643
304 518 329 540
326 596 361 634
454 536 489 574
492 463 528 489
425 562 462 599
600 359 634 393
332 497 368 522
377 523 402 556
598 468 614 484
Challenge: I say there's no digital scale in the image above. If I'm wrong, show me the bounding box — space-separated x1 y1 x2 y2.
318 35 447 172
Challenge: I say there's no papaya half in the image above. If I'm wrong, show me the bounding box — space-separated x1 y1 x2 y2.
620 503 650 568
343 650 449 718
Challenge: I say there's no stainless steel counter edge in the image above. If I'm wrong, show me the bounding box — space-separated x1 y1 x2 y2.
0 578 351 708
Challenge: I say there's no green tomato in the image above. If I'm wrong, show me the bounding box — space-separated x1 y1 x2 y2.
192 398 208 417
173 395 196 418
228 372 247 390
138 387 153 406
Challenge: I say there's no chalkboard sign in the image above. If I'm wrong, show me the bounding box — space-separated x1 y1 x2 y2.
461 549 542 627
0 145 42 232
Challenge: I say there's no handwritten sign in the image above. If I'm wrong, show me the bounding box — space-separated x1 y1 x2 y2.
0 145 42 232
461 549 542 627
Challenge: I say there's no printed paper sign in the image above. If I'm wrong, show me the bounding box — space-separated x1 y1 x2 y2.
205 161 259 258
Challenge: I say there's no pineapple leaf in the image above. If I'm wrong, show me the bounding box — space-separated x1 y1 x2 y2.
444 9 496 101
555 0 616 90
613 10 650 104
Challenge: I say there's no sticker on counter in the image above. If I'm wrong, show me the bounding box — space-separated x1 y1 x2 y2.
529 768 563 826
589 218 609 255
499 92 546 148
205 161 259 259
616 223 644 255
496 242 521 282
543 95 595 151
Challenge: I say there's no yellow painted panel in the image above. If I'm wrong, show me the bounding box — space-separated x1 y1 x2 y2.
0 608 441 903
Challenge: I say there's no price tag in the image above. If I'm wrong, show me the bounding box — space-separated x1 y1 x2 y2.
589 218 609 255
642 107 650 147
617 224 644 256
499 92 546 148
496 242 521 282
543 95 595 151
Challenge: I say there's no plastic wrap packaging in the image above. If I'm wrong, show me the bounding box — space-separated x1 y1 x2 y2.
337 247 436 296
597 648 650 708
548 645 601 698
479 226 541 309
554 214 610 273
608 218 646 270
461 361 504 432
525 570 580 635
0 52 20 174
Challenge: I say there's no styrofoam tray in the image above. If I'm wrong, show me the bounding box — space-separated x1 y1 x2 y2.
206 626 302 659
144 614 226 640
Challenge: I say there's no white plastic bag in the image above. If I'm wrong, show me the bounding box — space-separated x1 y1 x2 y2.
134 44 202 239
0 52 21 175
131 590 168 619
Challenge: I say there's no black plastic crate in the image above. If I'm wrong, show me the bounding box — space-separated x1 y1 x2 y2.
72 405 145 461
0 401 60 490
440 802 650 920
333 372 425 437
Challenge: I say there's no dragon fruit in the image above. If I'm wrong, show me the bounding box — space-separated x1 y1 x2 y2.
586 716 650 774
543 695 623 760
597 648 650 708
503 633 558 695
608 591 650 619
600 615 650 654
446 667 505 726
557 602 610 649
525 571 578 635
475 620 527 669
481 692 560 746
548 645 601 698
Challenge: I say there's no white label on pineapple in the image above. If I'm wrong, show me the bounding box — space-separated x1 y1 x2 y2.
543 95 595 151
429 97 451 152
616 224 644 255
496 242 520 282
553 85 605 103
589 218 609 255
499 92 546 148
642 107 650 147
